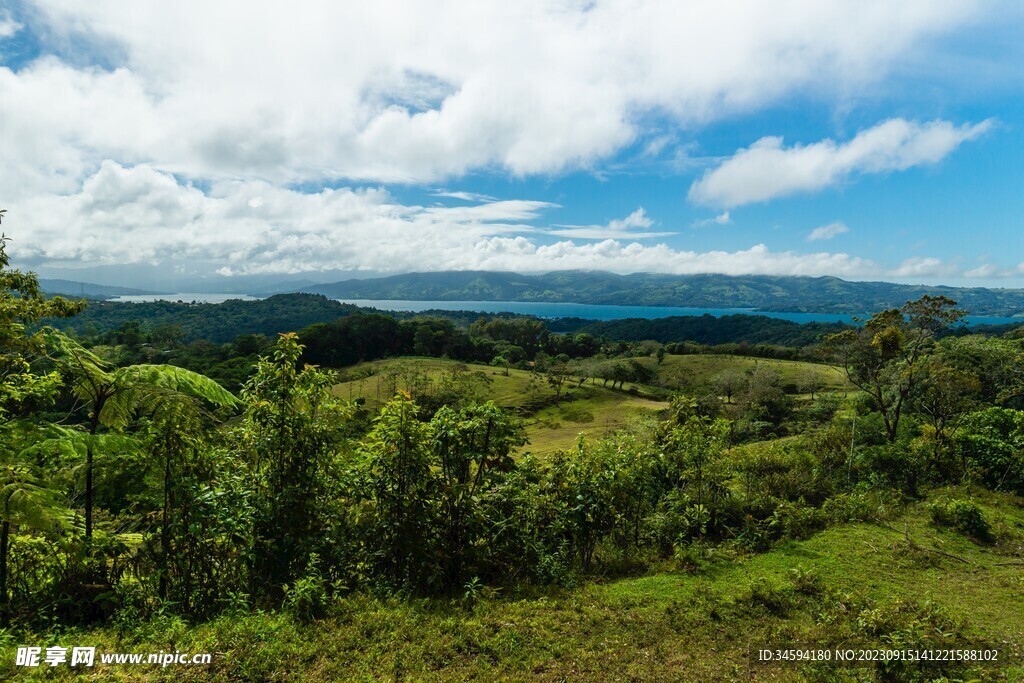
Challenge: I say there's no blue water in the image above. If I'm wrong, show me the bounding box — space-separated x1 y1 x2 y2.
107 294 1023 326
335 299 1024 326
111 293 260 304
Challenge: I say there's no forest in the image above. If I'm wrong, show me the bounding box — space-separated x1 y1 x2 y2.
4 232 1024 681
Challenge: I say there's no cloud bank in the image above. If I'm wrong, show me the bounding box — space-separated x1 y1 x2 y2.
0 1 1004 282
9 162 882 278
2 1 985 196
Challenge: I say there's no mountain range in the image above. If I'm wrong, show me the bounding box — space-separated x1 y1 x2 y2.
38 279 160 299
301 271 1024 317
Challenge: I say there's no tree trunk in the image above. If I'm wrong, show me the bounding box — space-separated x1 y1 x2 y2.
84 441 94 540
159 451 172 600
85 412 101 541
1 520 10 628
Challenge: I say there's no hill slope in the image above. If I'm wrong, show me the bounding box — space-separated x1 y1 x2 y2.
39 278 160 299
15 487 1021 681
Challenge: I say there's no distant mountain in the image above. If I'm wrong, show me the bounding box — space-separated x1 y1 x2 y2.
301 271 1024 317
39 279 162 299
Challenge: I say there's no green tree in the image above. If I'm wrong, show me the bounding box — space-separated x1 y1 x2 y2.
911 357 980 463
824 296 965 443
430 401 525 588
361 392 435 590
546 362 571 398
0 461 69 626
236 332 351 596
49 334 238 540
712 369 745 404
1 230 84 422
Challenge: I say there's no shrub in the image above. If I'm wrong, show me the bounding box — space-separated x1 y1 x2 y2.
953 407 1024 495
929 498 993 542
283 553 330 622
821 491 878 524
769 500 826 540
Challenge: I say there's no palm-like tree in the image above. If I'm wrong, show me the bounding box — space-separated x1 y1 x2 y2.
47 333 239 539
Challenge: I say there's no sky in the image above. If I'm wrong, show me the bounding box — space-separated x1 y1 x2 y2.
1 0 1023 289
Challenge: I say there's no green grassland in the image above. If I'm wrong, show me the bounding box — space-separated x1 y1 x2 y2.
330 354 850 454
330 357 672 454
639 353 850 393
11 486 1022 681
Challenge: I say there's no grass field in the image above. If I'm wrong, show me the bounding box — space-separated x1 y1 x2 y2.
640 353 851 393
330 357 672 454
329 354 853 454
13 486 1021 681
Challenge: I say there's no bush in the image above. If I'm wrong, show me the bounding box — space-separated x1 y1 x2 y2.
929 498 993 542
821 491 880 524
769 500 826 540
861 443 927 497
953 407 1024 495
284 553 330 622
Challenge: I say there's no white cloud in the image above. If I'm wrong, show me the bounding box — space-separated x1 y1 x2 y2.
807 222 849 241
689 118 993 207
0 11 22 38
432 190 498 202
891 256 956 278
8 162 883 278
0 3 1005 283
549 208 674 239
692 211 732 227
608 208 654 231
963 263 1000 278
0 1 989 196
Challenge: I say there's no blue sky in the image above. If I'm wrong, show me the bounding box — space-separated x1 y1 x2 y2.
1 1 1023 288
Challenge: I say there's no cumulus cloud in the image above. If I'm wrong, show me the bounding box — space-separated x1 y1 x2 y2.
891 256 957 278
7 162 886 278
0 1 988 196
689 118 993 207
0 2 1004 283
807 222 849 241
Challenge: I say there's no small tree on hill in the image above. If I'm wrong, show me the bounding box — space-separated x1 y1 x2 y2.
824 295 965 443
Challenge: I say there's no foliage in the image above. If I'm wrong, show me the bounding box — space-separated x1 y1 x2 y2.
235 332 351 597
3 240 1024 681
824 295 965 443
952 407 1024 494
929 498 993 542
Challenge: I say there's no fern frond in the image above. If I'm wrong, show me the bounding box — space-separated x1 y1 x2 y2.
114 364 239 409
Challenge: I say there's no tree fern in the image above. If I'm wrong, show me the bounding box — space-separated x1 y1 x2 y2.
46 330 239 538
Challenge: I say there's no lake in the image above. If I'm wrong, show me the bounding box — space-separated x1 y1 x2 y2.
334 299 1023 326
111 293 261 304
108 294 1024 326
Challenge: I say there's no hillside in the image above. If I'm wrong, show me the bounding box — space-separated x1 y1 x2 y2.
575 313 848 346
330 355 850 453
13 487 1022 681
46 293 360 343
39 278 160 299
331 357 671 454
302 270 1024 316
638 353 849 392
